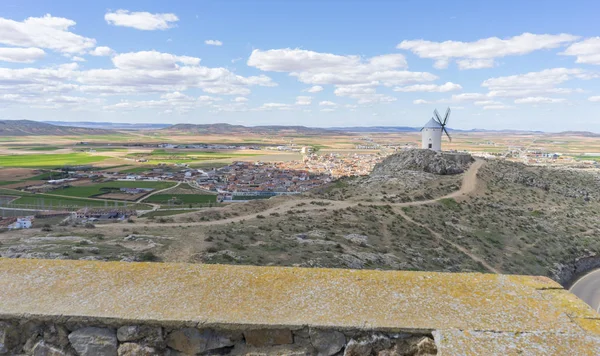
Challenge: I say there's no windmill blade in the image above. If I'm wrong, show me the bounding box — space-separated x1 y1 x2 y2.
443 126 452 142
443 107 451 125
433 109 443 124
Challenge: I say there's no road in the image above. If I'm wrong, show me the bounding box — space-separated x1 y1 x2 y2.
569 269 600 311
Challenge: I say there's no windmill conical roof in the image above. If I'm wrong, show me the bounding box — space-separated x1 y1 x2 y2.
422 118 442 129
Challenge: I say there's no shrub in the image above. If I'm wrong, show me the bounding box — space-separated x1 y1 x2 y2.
41 224 52 232
139 251 160 262
84 222 95 229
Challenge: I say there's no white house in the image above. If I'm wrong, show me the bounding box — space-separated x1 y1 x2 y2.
8 217 33 230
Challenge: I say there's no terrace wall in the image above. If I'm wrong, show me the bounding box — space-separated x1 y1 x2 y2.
1 258 600 355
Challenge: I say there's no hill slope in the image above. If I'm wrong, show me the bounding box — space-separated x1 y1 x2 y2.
0 120 114 136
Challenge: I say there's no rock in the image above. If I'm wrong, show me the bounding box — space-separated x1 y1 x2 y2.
117 343 157 356
32 341 68 356
232 344 314 356
116 325 163 345
343 234 368 245
345 334 391 356
344 339 371 356
389 336 437 356
44 324 70 348
0 321 19 355
371 150 473 176
167 328 233 354
68 327 117 356
244 329 294 347
309 329 346 356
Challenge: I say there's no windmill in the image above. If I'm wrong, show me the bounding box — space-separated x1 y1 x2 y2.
421 107 451 151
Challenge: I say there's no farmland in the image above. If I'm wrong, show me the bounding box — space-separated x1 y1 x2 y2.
0 153 109 168
0 188 152 209
50 181 177 198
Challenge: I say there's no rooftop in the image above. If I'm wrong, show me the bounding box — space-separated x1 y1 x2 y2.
1 258 599 354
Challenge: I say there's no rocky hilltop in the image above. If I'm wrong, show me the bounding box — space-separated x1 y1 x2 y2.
372 149 474 176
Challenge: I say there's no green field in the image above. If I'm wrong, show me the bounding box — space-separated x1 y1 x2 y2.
51 181 177 198
145 193 217 205
0 188 151 209
0 153 109 168
10 146 61 151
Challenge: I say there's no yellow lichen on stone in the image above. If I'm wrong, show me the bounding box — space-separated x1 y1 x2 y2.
1 258 600 354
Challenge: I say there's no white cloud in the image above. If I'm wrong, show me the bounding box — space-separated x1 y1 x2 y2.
257 102 292 111
433 58 449 69
413 99 429 105
112 51 201 70
233 97 248 103
514 96 566 104
483 68 591 98
451 93 489 102
0 14 96 54
320 108 335 112
393 82 462 92
205 40 223 46
483 105 514 110
305 85 324 93
247 48 436 94
456 59 495 70
105 10 179 31
589 96 600 102
90 46 114 57
398 33 578 69
561 37 600 65
319 100 337 106
474 100 502 106
295 96 312 105
0 47 45 63
71 56 85 62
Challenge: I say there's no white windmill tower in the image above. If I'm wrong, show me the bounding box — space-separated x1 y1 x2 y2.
421 107 452 151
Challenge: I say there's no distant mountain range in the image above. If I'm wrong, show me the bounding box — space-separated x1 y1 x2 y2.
163 123 343 135
0 120 113 136
45 121 171 130
0 120 595 136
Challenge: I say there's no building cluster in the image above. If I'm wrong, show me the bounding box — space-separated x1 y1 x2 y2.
196 161 331 194
196 152 385 197
75 208 136 221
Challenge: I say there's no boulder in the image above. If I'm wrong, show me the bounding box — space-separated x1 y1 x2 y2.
309 329 346 356
244 329 294 347
0 322 19 355
116 325 163 346
344 334 391 356
167 328 233 354
68 327 117 356
117 343 157 356
32 341 68 356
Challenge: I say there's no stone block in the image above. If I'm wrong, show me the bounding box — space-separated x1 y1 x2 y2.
0 321 20 355
167 328 234 354
117 325 163 346
244 329 294 347
68 327 117 356
117 343 157 356
309 328 346 356
32 341 68 356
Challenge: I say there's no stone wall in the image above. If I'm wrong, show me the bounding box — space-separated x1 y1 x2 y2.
2 258 600 355
0 319 436 356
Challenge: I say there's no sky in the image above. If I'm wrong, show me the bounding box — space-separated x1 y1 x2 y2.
1 0 600 131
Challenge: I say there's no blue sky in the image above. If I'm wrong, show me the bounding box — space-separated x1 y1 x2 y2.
1 0 600 131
